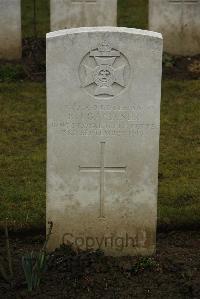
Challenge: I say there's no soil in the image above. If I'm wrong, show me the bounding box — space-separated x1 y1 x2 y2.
22 38 46 82
0 230 200 298
163 54 200 80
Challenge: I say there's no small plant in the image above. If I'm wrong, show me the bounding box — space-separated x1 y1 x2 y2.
0 219 13 284
0 64 25 81
163 53 175 68
22 221 53 292
133 257 158 273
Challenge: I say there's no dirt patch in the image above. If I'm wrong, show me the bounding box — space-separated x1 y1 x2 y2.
0 230 200 298
163 54 200 80
22 38 46 81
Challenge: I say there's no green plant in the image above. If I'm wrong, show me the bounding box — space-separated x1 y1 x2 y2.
0 64 25 81
163 53 175 68
22 221 53 292
0 219 13 284
133 257 158 273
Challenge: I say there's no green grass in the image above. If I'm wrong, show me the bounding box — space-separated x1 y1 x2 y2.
21 0 50 38
0 81 199 230
0 83 46 229
158 81 200 227
0 64 26 81
118 0 148 29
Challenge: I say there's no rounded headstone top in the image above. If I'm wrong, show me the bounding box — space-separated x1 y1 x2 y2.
47 26 163 40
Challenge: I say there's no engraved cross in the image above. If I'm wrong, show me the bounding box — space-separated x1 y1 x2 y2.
79 142 127 218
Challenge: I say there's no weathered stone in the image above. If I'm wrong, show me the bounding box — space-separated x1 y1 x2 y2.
46 27 163 256
50 0 117 31
149 0 200 56
0 0 21 60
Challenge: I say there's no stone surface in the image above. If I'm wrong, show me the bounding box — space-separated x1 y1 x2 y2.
149 0 200 56
0 0 21 60
46 27 163 256
50 0 117 31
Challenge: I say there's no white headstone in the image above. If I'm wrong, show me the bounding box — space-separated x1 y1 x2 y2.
50 0 117 31
0 0 21 60
149 0 200 56
47 27 163 256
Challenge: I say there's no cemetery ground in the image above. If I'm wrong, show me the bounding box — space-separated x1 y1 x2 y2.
0 230 199 298
0 0 200 298
1 58 200 299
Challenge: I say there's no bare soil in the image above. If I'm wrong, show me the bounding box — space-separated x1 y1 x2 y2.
0 230 200 298
163 54 200 80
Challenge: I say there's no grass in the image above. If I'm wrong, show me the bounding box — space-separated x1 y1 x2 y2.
159 80 200 227
118 0 148 29
0 83 46 229
21 0 50 38
0 81 199 230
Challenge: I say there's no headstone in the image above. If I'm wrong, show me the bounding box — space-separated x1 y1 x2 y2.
149 0 200 55
0 0 21 60
50 0 117 31
46 27 163 256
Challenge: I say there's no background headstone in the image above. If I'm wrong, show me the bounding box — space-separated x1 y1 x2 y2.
149 0 200 56
47 27 163 256
0 0 21 60
50 0 117 31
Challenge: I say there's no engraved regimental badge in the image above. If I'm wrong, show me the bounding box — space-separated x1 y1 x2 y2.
79 41 131 99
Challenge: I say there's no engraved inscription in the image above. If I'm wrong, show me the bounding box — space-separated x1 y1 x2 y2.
79 142 127 218
79 41 131 99
49 104 159 137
